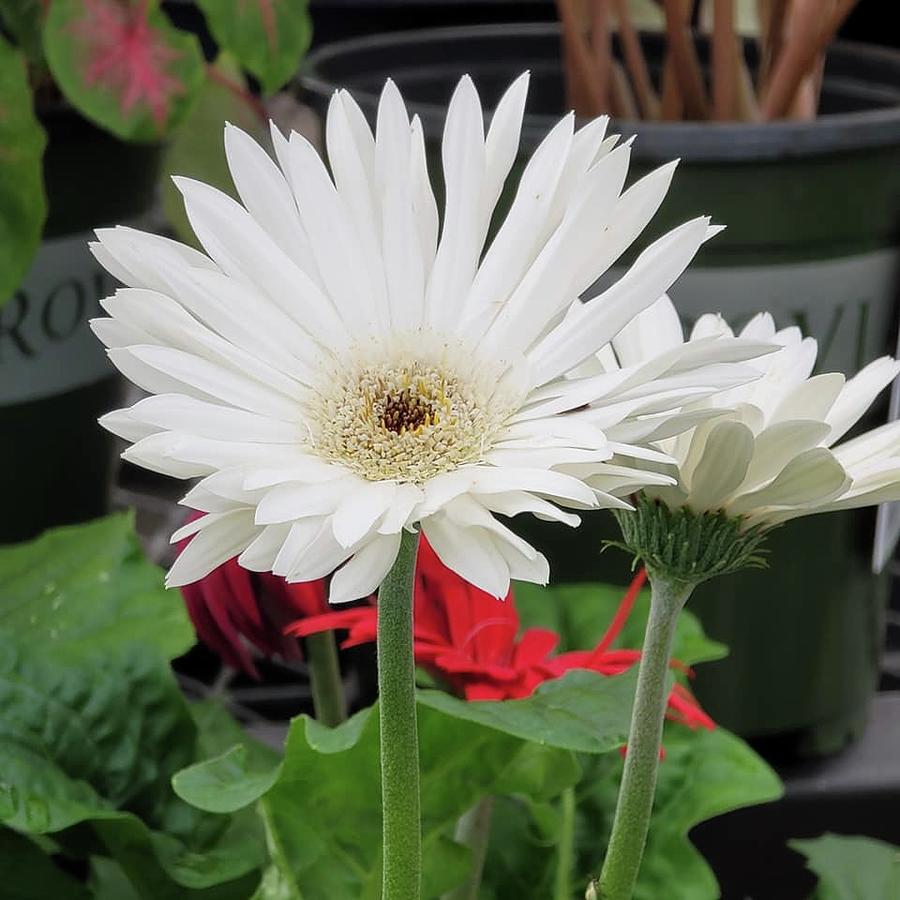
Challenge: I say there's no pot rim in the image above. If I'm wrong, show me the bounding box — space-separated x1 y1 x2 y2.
302 22 900 160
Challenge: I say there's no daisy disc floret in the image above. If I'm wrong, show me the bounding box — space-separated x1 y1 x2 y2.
92 74 767 603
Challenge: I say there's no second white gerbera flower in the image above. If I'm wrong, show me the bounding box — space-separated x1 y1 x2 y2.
92 74 769 601
617 296 900 528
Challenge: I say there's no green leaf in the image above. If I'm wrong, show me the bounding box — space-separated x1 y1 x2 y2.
574 725 782 900
0 34 46 305
482 723 782 900
161 55 267 246
175 701 580 898
0 512 195 661
196 0 311 94
628 726 783 899
790 834 900 900
478 795 564 899
0 0 46 65
90 857 143 900
174 746 281 815
0 634 264 897
42 0 204 141
419 669 638 754
0 637 198 833
0 827 91 899
189 699 283 763
173 702 282 822
514 580 728 666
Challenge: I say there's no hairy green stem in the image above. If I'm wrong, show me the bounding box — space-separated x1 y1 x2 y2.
593 572 693 900
443 796 495 900
378 530 422 900
305 630 347 727
553 787 576 900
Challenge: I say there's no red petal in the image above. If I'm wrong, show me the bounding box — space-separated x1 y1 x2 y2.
286 608 376 638
512 629 559 667
463 682 508 701
586 568 647 663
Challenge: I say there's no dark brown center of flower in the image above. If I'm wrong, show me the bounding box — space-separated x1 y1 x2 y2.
380 387 437 434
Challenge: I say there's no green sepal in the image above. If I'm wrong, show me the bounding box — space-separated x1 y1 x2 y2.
610 493 770 588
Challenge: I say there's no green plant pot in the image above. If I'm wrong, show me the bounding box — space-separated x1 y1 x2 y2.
303 23 900 756
0 108 160 544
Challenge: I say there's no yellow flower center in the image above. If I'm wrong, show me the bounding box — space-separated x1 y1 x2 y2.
310 338 514 483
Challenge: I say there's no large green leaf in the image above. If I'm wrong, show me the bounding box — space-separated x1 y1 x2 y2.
483 724 782 900
161 54 267 246
418 669 639 754
0 827 91 899
0 633 265 898
478 794 564 900
42 0 204 141
0 34 46 305
175 701 581 899
196 0 311 95
625 725 783 899
0 512 194 661
513 580 728 667
790 834 900 900
0 514 270 898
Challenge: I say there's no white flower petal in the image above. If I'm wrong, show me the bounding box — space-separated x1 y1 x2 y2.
462 112 574 319
728 448 850 516
238 524 293 572
769 372 846 425
421 514 511 598
224 122 317 273
113 344 299 420
527 217 712 385
738 419 832 492
331 480 398 547
270 517 327 577
283 133 387 333
825 357 900 445
255 478 356 525
378 483 425 534
173 175 345 343
166 510 258 587
482 71 530 225
684 420 754 511
425 76 486 330
330 532 402 603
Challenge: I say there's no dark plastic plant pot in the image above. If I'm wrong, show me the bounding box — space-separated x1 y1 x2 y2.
0 109 161 544
307 0 555 48
303 24 900 757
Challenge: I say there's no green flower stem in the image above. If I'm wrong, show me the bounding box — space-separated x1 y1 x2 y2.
378 529 422 900
443 796 495 900
553 787 576 900
593 572 694 900
305 630 347 727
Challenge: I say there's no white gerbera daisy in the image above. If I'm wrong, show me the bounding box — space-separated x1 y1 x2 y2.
91 74 769 602
616 296 900 528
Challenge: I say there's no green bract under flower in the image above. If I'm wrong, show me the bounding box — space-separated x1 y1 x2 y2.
610 494 769 587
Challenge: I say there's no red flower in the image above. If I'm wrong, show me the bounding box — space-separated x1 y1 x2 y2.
288 539 713 730
177 516 329 679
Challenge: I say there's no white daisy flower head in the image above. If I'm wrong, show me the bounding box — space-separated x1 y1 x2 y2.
624 296 900 529
91 74 771 603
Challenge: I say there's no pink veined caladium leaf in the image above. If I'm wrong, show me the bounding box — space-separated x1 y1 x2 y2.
196 0 312 95
43 0 204 141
